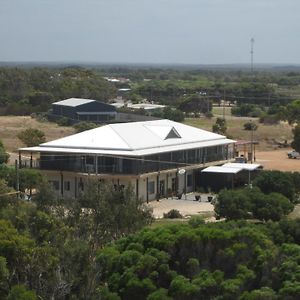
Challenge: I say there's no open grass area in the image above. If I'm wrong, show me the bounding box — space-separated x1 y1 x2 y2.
150 218 189 228
0 113 293 157
0 116 75 153
184 114 293 151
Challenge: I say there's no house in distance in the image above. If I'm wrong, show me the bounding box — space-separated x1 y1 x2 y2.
19 119 236 202
51 98 117 123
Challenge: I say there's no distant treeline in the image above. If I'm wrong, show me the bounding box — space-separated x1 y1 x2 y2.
1 66 300 116
0 67 116 115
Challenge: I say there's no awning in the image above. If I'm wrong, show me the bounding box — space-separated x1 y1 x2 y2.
201 166 242 174
222 163 261 171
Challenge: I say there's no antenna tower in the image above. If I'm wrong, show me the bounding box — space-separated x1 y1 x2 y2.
250 38 255 73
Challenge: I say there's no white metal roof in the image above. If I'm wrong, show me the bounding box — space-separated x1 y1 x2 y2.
201 166 241 174
19 119 236 157
128 103 165 110
52 98 95 107
222 163 261 170
201 162 261 174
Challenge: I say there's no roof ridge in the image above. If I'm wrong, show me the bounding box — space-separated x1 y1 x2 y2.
109 124 133 150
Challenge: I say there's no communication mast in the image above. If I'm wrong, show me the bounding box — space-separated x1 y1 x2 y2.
250 38 255 73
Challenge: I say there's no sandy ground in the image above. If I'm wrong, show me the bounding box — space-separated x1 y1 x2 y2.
149 148 300 219
255 148 300 172
148 194 215 219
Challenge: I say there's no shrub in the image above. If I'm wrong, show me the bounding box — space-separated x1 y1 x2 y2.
243 122 258 131
163 209 183 219
57 117 72 126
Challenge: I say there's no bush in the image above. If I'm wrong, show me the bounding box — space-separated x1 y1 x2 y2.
73 122 97 133
243 122 258 131
215 187 294 221
57 117 72 126
163 209 183 219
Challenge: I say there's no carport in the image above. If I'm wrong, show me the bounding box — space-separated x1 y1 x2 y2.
201 163 262 191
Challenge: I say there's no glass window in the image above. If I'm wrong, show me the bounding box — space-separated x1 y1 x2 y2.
64 181 70 191
49 180 59 190
79 178 84 191
148 181 155 194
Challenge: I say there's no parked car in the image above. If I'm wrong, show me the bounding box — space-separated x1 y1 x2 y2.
287 150 300 159
235 156 247 163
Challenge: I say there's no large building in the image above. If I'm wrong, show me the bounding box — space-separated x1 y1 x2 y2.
19 120 235 201
51 98 117 123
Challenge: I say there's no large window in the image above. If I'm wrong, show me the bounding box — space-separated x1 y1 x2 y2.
49 180 59 190
148 181 155 194
64 181 70 191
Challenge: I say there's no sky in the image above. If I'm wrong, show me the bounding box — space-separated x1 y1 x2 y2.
0 0 299 64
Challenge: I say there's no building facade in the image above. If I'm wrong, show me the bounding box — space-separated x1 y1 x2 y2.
19 120 235 201
51 98 117 122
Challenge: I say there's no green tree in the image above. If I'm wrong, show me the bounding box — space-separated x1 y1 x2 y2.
212 118 227 135
0 256 9 298
17 128 46 147
7 285 36 300
0 179 15 209
19 169 42 197
214 188 252 220
253 171 295 202
281 99 300 124
215 187 294 221
76 180 153 248
0 140 9 164
291 124 300 152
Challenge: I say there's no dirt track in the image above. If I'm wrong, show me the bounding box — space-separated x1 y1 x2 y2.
256 149 300 172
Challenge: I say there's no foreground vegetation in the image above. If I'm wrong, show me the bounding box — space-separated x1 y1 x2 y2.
97 219 300 299
0 157 300 299
0 178 152 299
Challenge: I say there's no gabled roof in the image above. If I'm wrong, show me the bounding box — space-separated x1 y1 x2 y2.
52 98 95 107
20 119 236 157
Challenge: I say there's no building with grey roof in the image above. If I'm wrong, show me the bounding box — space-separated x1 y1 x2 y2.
51 98 117 123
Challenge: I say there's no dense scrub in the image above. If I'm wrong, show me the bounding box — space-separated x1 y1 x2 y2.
97 220 300 299
0 178 152 299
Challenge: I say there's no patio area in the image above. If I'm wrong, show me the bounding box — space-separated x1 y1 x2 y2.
147 193 215 219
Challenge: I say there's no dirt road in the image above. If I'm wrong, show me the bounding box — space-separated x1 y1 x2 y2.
256 149 300 172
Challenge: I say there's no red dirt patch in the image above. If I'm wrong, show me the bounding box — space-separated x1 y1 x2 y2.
256 149 300 172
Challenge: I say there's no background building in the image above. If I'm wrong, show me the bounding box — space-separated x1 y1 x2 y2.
51 98 117 123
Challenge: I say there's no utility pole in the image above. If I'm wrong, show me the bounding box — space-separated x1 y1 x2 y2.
223 89 226 120
250 38 255 73
15 159 20 199
250 120 254 164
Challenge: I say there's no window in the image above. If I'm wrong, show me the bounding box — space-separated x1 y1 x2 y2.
79 178 84 191
187 174 193 187
64 181 70 191
172 178 176 192
86 156 94 165
147 181 155 194
49 180 59 190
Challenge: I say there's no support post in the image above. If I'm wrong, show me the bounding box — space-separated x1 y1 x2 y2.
156 173 160 201
136 178 139 200
18 151 22 168
60 172 64 196
146 177 149 203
